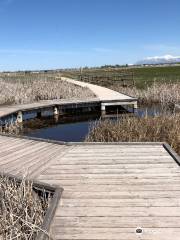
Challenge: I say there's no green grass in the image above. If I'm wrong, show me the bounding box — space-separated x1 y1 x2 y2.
132 66 180 88
62 65 180 89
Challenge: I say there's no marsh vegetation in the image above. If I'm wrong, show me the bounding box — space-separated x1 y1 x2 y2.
86 113 180 155
0 175 50 240
63 66 180 154
63 65 180 88
0 67 179 154
63 66 180 107
109 82 180 107
0 74 95 105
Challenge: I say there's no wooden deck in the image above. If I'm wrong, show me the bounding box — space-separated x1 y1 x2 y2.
61 77 136 102
0 98 99 119
0 135 180 239
0 78 137 120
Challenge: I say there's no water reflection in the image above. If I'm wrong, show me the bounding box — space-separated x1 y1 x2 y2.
23 113 101 142
22 104 173 142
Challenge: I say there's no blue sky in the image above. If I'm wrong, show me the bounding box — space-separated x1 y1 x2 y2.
0 0 180 70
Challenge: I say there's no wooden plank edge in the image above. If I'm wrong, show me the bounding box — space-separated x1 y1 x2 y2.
0 132 66 145
163 143 180 165
0 134 164 147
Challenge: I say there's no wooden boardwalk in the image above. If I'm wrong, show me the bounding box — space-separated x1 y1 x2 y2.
61 77 136 102
0 98 99 119
0 78 137 121
0 135 180 239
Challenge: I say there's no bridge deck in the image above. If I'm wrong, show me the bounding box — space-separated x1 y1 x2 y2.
61 77 136 102
0 78 137 119
0 135 180 239
0 98 99 118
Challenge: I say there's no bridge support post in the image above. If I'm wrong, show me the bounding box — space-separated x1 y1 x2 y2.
134 102 138 109
175 104 180 113
53 107 59 122
133 102 138 113
16 111 23 123
54 106 59 116
54 115 59 123
101 104 106 116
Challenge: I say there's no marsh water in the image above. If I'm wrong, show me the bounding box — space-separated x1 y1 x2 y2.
21 104 170 142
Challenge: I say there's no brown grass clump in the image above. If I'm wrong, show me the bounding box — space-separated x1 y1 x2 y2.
109 83 180 107
0 76 95 105
0 175 50 239
86 114 180 155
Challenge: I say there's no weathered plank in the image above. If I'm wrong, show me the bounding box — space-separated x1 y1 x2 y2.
54 216 180 227
56 206 180 217
0 136 180 239
38 173 180 180
49 162 176 168
59 198 180 207
42 167 180 174
61 191 180 199
38 178 180 186
59 184 180 192
53 227 180 240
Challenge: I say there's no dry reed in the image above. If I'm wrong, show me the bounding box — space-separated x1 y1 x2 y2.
86 114 180 155
0 175 50 240
109 83 180 107
0 76 95 105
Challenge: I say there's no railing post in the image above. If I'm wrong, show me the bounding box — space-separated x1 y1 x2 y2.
133 102 138 113
17 111 23 123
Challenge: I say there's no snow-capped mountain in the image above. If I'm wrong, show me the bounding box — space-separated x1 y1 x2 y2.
136 55 180 65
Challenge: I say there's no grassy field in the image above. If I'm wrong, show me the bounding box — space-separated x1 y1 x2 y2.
130 65 180 88
62 65 180 89
62 65 180 106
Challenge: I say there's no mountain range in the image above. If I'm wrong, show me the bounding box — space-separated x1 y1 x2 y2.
136 55 180 65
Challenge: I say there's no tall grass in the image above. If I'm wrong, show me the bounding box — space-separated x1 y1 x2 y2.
86 114 180 155
109 83 180 107
0 75 95 105
0 175 50 239
62 68 180 106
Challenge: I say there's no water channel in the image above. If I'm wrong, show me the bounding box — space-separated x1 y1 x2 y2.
20 104 169 142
